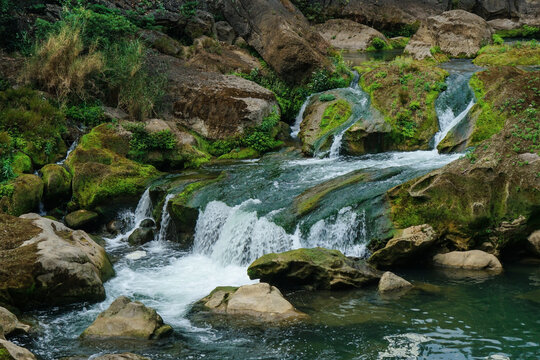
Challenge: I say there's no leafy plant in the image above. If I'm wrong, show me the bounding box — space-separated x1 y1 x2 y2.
319 94 336 102
124 123 176 161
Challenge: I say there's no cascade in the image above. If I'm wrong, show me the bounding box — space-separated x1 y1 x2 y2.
157 193 175 242
57 139 79 165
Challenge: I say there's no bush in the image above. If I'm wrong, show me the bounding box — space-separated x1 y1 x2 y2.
368 37 388 51
65 104 106 127
492 34 504 45
124 123 177 161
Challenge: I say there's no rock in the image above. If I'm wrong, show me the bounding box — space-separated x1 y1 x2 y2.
315 19 389 52
126 251 147 261
11 152 32 175
405 10 493 59
378 272 413 293
107 220 121 235
0 339 36 360
93 354 150 360
158 54 279 140
219 0 330 83
0 307 30 338
247 248 381 290
40 164 72 208
102 106 129 122
198 283 308 323
369 225 437 269
0 174 43 216
81 296 172 340
342 118 393 156
528 231 540 257
433 250 503 271
215 21 236 44
0 213 114 309
487 18 521 31
138 29 182 56
65 210 99 230
139 219 155 228
128 227 154 246
185 10 215 40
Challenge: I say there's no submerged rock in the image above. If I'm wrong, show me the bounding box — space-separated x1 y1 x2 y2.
433 250 502 271
81 296 172 340
65 210 99 230
378 272 413 293
0 213 114 309
405 10 493 59
0 339 36 360
247 248 381 290
0 307 30 338
315 19 388 52
369 225 437 269
197 283 308 323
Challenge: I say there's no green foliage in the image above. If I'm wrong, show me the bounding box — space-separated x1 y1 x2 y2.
123 123 176 161
319 94 336 102
492 34 504 45
366 37 390 52
469 74 505 144
65 104 106 127
180 1 199 18
474 40 540 66
319 99 352 133
382 22 420 38
430 46 442 55
496 25 540 39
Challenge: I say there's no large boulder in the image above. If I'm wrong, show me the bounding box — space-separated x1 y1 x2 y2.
369 225 437 269
0 307 30 338
315 19 389 52
215 21 236 44
433 250 503 271
219 0 331 83
378 271 413 293
0 339 36 360
0 174 43 216
0 213 114 309
81 296 172 340
197 283 308 323
342 118 393 156
40 164 72 209
247 248 381 290
405 10 493 59
64 210 99 230
528 231 540 257
158 55 279 140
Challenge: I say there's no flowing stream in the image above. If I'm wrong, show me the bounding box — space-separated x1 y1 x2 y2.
13 61 540 360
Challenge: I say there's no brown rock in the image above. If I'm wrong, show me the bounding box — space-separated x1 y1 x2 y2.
378 271 413 293
527 231 540 257
433 250 502 271
0 307 30 338
0 339 36 360
315 19 388 52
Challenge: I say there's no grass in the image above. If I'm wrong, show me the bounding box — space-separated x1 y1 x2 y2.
319 99 352 135
468 74 506 144
474 40 540 66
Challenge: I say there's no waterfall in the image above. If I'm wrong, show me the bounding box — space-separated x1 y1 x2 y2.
290 94 313 138
193 199 369 265
134 188 152 225
433 100 474 148
56 139 79 165
157 193 175 242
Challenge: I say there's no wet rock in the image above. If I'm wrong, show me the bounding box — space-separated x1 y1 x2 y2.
0 174 43 216
0 307 30 338
94 354 151 360
138 29 182 56
405 10 493 59
528 231 540 257
215 21 235 44
198 283 308 323
248 248 381 290
219 0 330 83
128 227 155 246
369 225 437 269
315 19 388 52
126 250 147 261
65 210 99 230
107 220 121 235
40 164 72 208
81 296 172 340
0 213 114 309
139 219 155 228
433 250 502 271
378 272 413 293
0 339 36 360
342 118 393 156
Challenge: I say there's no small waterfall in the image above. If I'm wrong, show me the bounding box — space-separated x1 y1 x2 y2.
290 94 313 138
433 100 474 148
157 193 175 242
193 199 369 265
57 139 79 165
134 188 152 224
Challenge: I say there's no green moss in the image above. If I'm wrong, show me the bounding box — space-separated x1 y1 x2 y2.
474 41 540 66
389 37 410 49
218 147 259 160
0 174 43 216
495 25 540 39
319 99 352 134
366 37 391 52
468 74 505 145
11 152 32 175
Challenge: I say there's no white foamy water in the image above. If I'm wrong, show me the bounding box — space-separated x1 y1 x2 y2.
157 193 175 242
433 100 475 148
290 94 314 138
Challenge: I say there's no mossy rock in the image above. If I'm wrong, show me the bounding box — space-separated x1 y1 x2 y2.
11 152 32 175
218 147 259 160
0 174 43 216
41 164 72 208
65 210 99 230
66 124 160 209
247 247 381 290
474 42 540 66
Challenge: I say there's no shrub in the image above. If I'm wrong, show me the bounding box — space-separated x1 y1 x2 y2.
24 22 104 101
369 37 388 51
492 34 504 45
124 123 177 161
65 104 106 127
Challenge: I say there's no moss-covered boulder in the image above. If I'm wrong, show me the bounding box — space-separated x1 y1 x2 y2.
0 174 43 216
359 58 448 150
247 248 381 290
194 283 309 324
388 67 540 252
81 296 172 340
40 164 72 208
369 225 438 269
65 210 99 230
11 152 32 175
0 213 114 309
66 124 159 210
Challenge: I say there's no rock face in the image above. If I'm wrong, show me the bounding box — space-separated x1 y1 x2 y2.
159 55 279 140
219 0 330 83
405 10 493 59
81 296 172 340
315 19 388 52
248 248 381 290
378 271 413 293
65 210 99 230
433 250 503 271
0 213 114 308
0 307 30 338
369 225 437 269
215 21 236 44
198 283 308 323
0 339 36 360
528 231 540 257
